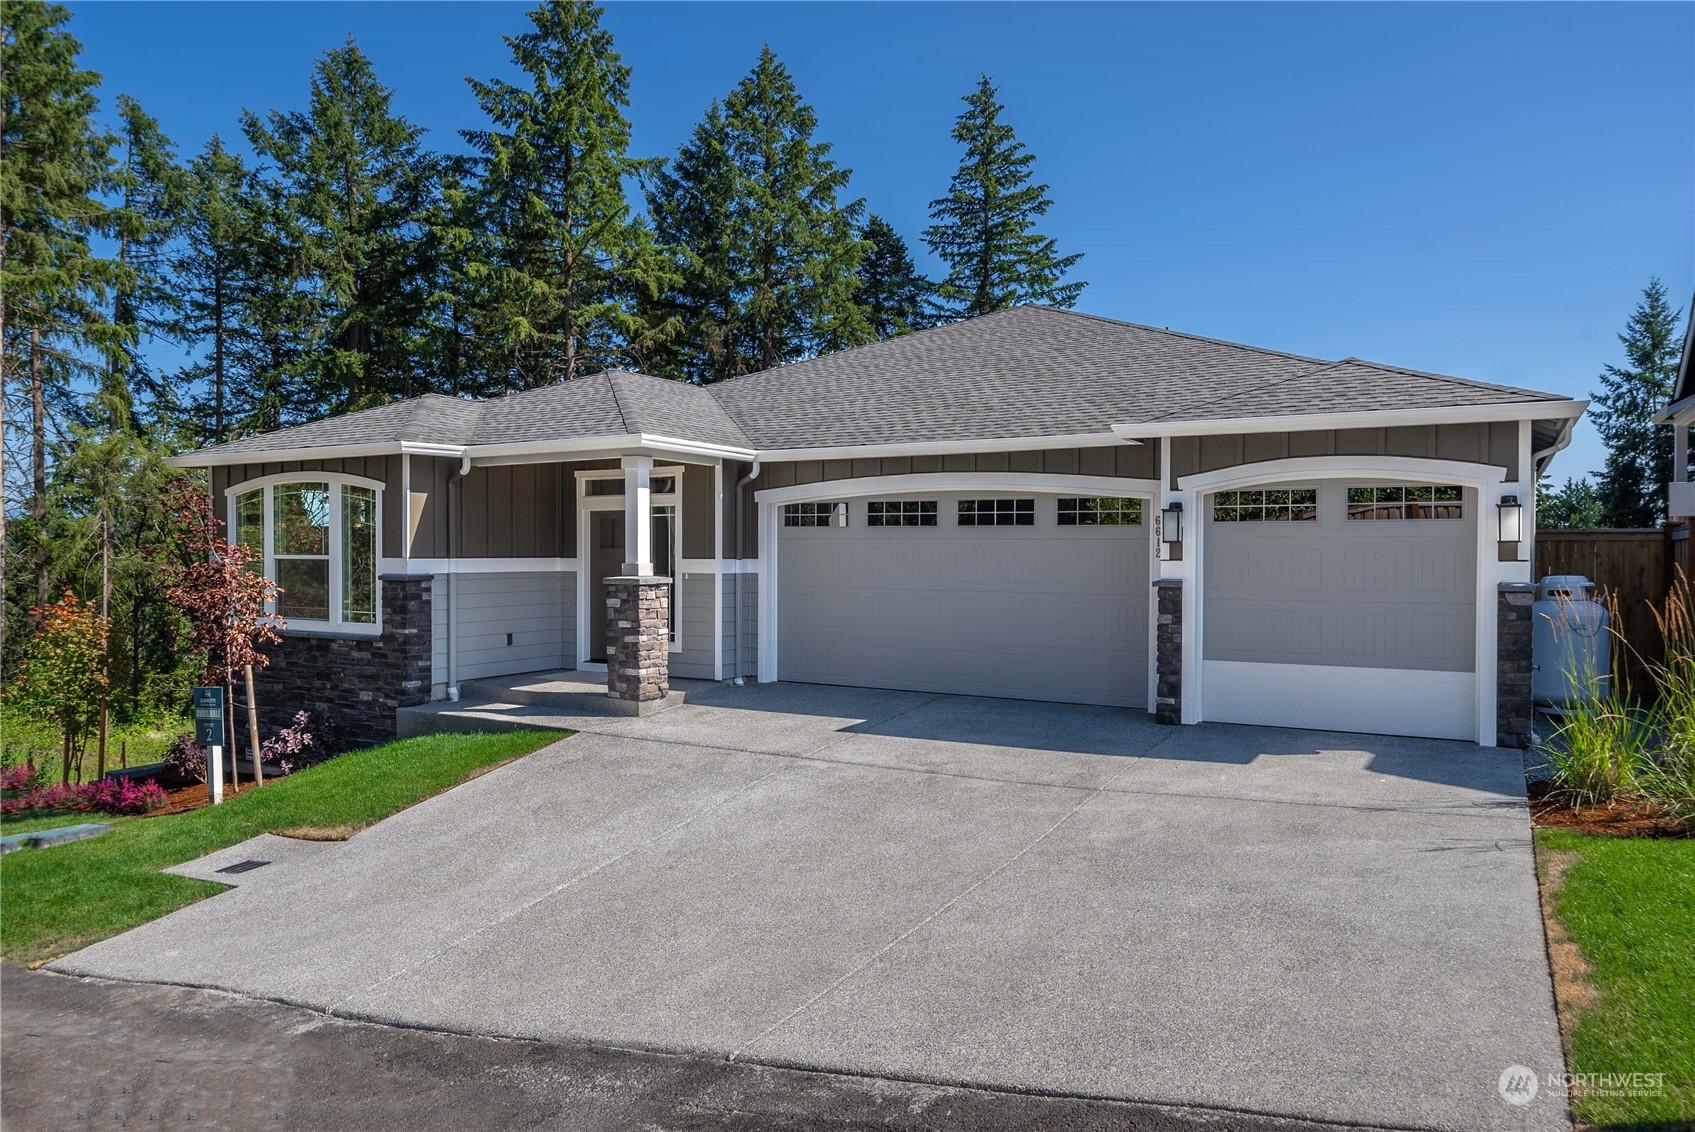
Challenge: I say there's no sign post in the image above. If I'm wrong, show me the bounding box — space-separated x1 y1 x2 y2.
193 686 226 805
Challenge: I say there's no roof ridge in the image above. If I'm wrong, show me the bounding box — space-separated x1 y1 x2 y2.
709 306 1035 393
1140 358 1351 423
602 369 637 434
1335 356 1568 401
1048 306 1331 367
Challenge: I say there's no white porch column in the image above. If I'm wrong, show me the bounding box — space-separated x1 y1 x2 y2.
1676 418 1688 483
621 455 654 575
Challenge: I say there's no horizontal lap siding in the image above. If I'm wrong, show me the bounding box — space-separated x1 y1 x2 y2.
452 572 574 680
671 571 717 680
722 573 758 679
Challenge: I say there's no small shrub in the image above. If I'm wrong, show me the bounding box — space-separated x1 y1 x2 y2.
1546 700 1652 809
0 776 166 818
164 732 207 784
261 710 318 772
1 761 40 793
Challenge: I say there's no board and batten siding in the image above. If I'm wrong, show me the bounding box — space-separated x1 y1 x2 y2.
212 456 405 559
1164 423 1522 488
726 446 1158 558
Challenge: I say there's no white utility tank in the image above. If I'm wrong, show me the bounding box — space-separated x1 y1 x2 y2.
1532 575 1611 708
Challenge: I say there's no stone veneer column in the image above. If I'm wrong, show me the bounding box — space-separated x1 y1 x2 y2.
1496 581 1536 749
605 575 671 712
1154 579 1183 725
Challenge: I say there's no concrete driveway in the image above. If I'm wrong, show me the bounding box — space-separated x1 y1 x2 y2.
54 683 1567 1132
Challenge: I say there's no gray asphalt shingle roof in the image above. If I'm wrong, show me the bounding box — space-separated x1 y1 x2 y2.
178 306 1571 462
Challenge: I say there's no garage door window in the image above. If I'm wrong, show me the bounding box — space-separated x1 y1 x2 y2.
867 500 937 527
783 502 847 527
1346 485 1463 520
958 498 1034 526
1058 497 1142 525
1211 489 1318 522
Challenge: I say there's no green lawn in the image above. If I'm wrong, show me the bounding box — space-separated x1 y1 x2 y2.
1 729 560 966
1537 829 1695 1130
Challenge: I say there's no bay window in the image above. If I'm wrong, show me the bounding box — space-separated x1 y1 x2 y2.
229 475 382 630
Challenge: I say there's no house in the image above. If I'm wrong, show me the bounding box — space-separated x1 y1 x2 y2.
168 305 1585 747
1657 290 1695 518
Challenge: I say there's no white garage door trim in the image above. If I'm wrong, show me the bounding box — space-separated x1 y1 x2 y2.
755 472 1161 694
1177 455 1517 745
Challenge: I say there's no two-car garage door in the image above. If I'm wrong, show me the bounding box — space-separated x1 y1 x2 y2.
776 492 1149 707
1201 481 1479 741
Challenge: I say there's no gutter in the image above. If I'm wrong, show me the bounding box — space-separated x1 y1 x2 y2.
732 460 760 685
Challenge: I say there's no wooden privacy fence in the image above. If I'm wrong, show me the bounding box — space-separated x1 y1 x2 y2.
1534 526 1689 693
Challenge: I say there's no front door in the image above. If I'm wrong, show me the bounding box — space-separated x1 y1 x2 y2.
588 510 625 662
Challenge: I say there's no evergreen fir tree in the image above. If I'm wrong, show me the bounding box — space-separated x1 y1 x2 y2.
463 0 674 389
1591 278 1685 527
105 93 187 431
924 76 1084 318
853 214 935 339
646 47 869 382
1536 476 1604 530
243 38 442 414
0 0 128 623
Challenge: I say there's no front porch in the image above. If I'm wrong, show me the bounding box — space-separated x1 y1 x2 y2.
398 667 711 738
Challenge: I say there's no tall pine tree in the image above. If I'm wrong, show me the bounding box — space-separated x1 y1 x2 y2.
463 0 673 388
646 47 869 382
104 93 186 431
1590 278 1685 527
924 76 1084 318
1 0 128 624
243 39 441 414
853 214 934 339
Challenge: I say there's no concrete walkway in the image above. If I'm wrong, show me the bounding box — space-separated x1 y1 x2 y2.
52 683 1568 1132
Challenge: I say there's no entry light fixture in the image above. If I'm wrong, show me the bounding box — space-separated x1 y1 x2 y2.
1497 495 1523 545
1160 501 1184 546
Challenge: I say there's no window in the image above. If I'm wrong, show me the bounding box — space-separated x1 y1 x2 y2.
230 478 382 629
1347 485 1463 520
783 501 847 527
867 500 937 527
1210 489 1318 522
1058 497 1142 525
958 498 1035 526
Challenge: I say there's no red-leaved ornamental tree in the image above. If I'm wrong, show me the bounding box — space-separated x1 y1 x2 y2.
158 480 284 786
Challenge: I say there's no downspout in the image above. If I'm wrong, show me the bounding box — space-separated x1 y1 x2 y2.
448 455 470 700
732 459 761 685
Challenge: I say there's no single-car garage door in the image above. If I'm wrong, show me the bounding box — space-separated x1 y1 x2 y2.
1201 481 1478 740
776 492 1149 707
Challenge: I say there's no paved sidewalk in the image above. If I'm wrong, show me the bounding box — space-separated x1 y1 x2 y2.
50 684 1569 1132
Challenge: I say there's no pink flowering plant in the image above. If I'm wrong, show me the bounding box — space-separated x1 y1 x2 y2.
1 770 166 818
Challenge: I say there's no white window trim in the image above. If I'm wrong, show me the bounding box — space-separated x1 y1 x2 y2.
753 472 1161 687
1172 454 1520 746
225 471 385 637
575 466 685 663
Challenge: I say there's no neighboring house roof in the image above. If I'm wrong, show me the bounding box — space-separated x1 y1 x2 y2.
1659 290 1695 423
173 305 1577 465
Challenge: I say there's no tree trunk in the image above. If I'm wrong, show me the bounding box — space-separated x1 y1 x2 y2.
31 327 47 610
61 730 72 786
97 505 111 781
244 663 263 787
213 259 226 442
224 676 240 792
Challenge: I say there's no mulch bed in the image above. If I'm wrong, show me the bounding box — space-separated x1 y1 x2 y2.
1527 780 1689 838
146 779 269 817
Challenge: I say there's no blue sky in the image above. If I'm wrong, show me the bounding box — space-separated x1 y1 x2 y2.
67 2 1693 480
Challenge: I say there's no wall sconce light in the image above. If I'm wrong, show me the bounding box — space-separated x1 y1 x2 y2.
1160 501 1184 545
1497 495 1523 545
